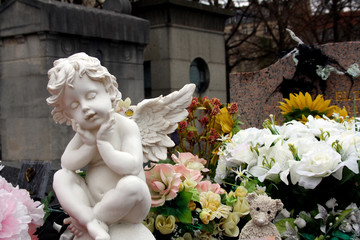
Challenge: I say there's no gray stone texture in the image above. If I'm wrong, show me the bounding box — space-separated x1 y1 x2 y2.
132 0 233 102
230 42 360 129
0 0 149 163
103 0 132 14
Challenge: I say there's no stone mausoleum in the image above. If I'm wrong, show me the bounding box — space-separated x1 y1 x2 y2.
0 0 149 163
132 0 233 101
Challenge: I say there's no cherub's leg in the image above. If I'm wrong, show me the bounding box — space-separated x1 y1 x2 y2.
53 169 110 240
93 175 151 224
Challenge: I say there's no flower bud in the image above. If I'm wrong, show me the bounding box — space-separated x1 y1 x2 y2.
235 186 248 198
199 210 211 224
155 215 176 235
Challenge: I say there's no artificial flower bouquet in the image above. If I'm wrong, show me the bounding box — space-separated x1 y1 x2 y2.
175 97 241 176
214 92 360 239
0 166 45 240
144 152 258 240
143 97 264 239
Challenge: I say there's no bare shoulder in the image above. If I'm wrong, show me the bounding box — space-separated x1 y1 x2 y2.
113 113 139 133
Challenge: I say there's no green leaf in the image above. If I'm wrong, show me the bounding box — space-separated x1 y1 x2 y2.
299 212 313 222
42 191 54 223
301 232 316 240
176 207 192 224
187 188 200 202
177 190 193 206
332 208 353 229
174 191 193 224
331 230 352 240
225 194 237 206
283 107 324 122
201 221 215 234
157 158 175 164
315 235 325 240
186 126 198 132
275 218 295 234
243 179 259 193
76 171 86 178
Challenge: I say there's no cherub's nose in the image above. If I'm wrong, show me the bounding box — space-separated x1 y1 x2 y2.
82 104 90 112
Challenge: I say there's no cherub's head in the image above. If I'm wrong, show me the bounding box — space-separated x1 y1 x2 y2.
46 52 121 125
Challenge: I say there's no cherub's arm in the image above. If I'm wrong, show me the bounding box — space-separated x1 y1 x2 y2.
61 133 97 171
96 115 143 176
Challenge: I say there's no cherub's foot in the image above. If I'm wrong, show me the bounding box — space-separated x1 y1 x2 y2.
87 219 110 240
64 217 87 238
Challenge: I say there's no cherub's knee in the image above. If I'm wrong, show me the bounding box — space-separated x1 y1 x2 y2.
116 175 147 196
53 169 69 189
53 168 84 191
54 168 72 180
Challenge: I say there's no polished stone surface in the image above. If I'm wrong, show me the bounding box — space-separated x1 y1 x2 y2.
230 42 360 128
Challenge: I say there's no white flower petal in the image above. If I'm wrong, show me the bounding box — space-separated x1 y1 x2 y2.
298 176 323 189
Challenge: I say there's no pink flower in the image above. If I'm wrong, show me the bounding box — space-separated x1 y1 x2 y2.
28 223 39 240
0 190 31 240
145 164 182 207
0 175 14 192
173 165 203 183
0 176 44 240
171 152 208 172
196 180 225 195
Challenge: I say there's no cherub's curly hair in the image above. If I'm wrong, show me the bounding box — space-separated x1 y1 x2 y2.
46 52 122 125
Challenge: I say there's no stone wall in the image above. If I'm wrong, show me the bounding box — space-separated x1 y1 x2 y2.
230 42 360 129
0 0 149 163
132 0 233 102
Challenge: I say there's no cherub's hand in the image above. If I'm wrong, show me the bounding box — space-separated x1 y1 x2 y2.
72 120 96 145
96 110 115 141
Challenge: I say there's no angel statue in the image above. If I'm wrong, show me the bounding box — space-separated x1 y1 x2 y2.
46 52 195 240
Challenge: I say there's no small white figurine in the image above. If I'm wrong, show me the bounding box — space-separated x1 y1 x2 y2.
46 52 195 239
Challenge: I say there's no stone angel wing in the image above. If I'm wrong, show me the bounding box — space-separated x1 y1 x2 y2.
132 84 195 163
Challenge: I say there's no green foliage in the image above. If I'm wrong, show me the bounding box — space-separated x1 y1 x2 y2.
42 191 54 223
275 218 295 234
152 190 193 224
283 107 323 122
331 230 352 240
201 220 215 234
187 187 200 202
175 191 193 224
242 178 260 193
76 170 86 178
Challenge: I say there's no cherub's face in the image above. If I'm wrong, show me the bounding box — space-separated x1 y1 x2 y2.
63 74 113 130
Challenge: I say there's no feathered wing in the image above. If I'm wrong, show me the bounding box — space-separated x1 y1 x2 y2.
132 84 196 163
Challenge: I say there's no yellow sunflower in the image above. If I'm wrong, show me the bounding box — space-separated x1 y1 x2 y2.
278 92 336 122
332 106 351 122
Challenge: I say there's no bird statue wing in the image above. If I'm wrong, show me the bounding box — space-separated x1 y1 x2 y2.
132 84 196 163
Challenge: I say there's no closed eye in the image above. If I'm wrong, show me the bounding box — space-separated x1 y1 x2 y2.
70 101 79 109
86 91 97 100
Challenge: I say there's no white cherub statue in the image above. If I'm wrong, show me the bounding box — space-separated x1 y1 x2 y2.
46 52 195 240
